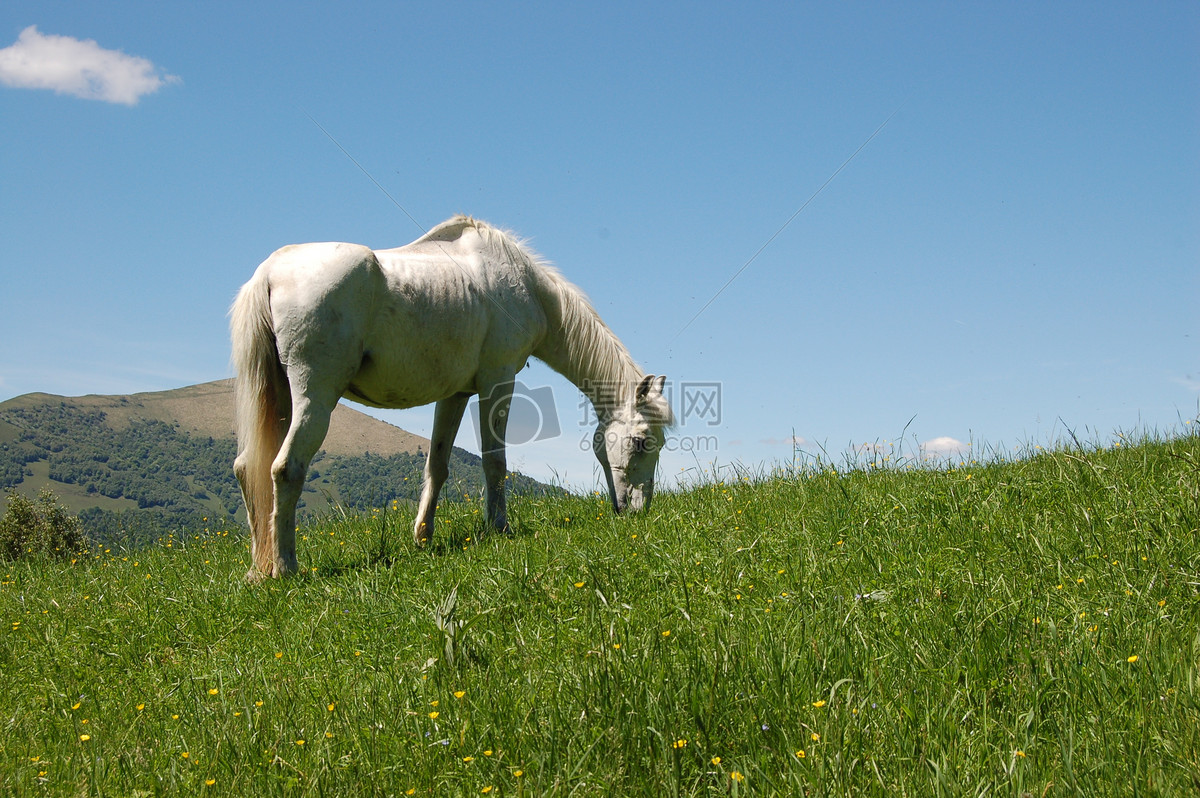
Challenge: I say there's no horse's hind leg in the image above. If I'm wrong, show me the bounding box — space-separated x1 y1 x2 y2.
414 392 470 546
268 388 337 576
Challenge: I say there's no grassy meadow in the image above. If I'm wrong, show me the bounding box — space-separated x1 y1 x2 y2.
2 433 1198 796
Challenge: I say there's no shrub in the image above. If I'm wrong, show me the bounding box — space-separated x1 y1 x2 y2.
0 489 88 561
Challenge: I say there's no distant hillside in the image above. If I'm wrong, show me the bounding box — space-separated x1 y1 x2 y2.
0 380 431 457
0 381 560 547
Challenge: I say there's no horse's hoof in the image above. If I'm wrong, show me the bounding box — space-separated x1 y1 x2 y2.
245 568 267 584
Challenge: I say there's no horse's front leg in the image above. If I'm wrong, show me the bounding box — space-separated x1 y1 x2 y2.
476 378 515 535
414 393 470 546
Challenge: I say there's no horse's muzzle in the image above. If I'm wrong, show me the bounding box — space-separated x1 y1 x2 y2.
614 486 652 514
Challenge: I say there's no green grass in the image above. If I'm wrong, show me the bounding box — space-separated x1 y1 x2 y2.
2 434 1198 796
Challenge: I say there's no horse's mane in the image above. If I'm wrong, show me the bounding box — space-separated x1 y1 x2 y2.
431 216 646 409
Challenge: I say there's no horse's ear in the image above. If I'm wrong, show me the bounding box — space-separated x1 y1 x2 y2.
637 374 666 399
635 375 673 424
636 374 657 401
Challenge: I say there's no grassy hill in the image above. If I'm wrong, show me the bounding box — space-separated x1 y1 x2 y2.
1 433 1197 795
0 381 557 546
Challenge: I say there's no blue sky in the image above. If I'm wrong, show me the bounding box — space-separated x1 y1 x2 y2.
1 2 1197 489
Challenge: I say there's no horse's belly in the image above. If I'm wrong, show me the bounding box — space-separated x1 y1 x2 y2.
344 338 481 409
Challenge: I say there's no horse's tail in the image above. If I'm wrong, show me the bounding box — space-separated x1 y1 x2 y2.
229 268 289 574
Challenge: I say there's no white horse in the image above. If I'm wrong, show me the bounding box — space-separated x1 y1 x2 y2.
231 215 673 579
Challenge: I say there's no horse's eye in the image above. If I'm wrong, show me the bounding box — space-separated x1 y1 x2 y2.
632 436 647 454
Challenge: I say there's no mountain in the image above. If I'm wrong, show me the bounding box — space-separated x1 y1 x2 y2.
0 380 558 546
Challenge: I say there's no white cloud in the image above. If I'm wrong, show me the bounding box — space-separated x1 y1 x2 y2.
1171 375 1200 393
0 25 178 105
759 435 810 447
919 436 970 460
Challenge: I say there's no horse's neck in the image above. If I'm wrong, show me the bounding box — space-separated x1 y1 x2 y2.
533 274 642 420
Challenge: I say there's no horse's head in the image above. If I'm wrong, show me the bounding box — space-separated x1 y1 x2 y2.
593 374 673 514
